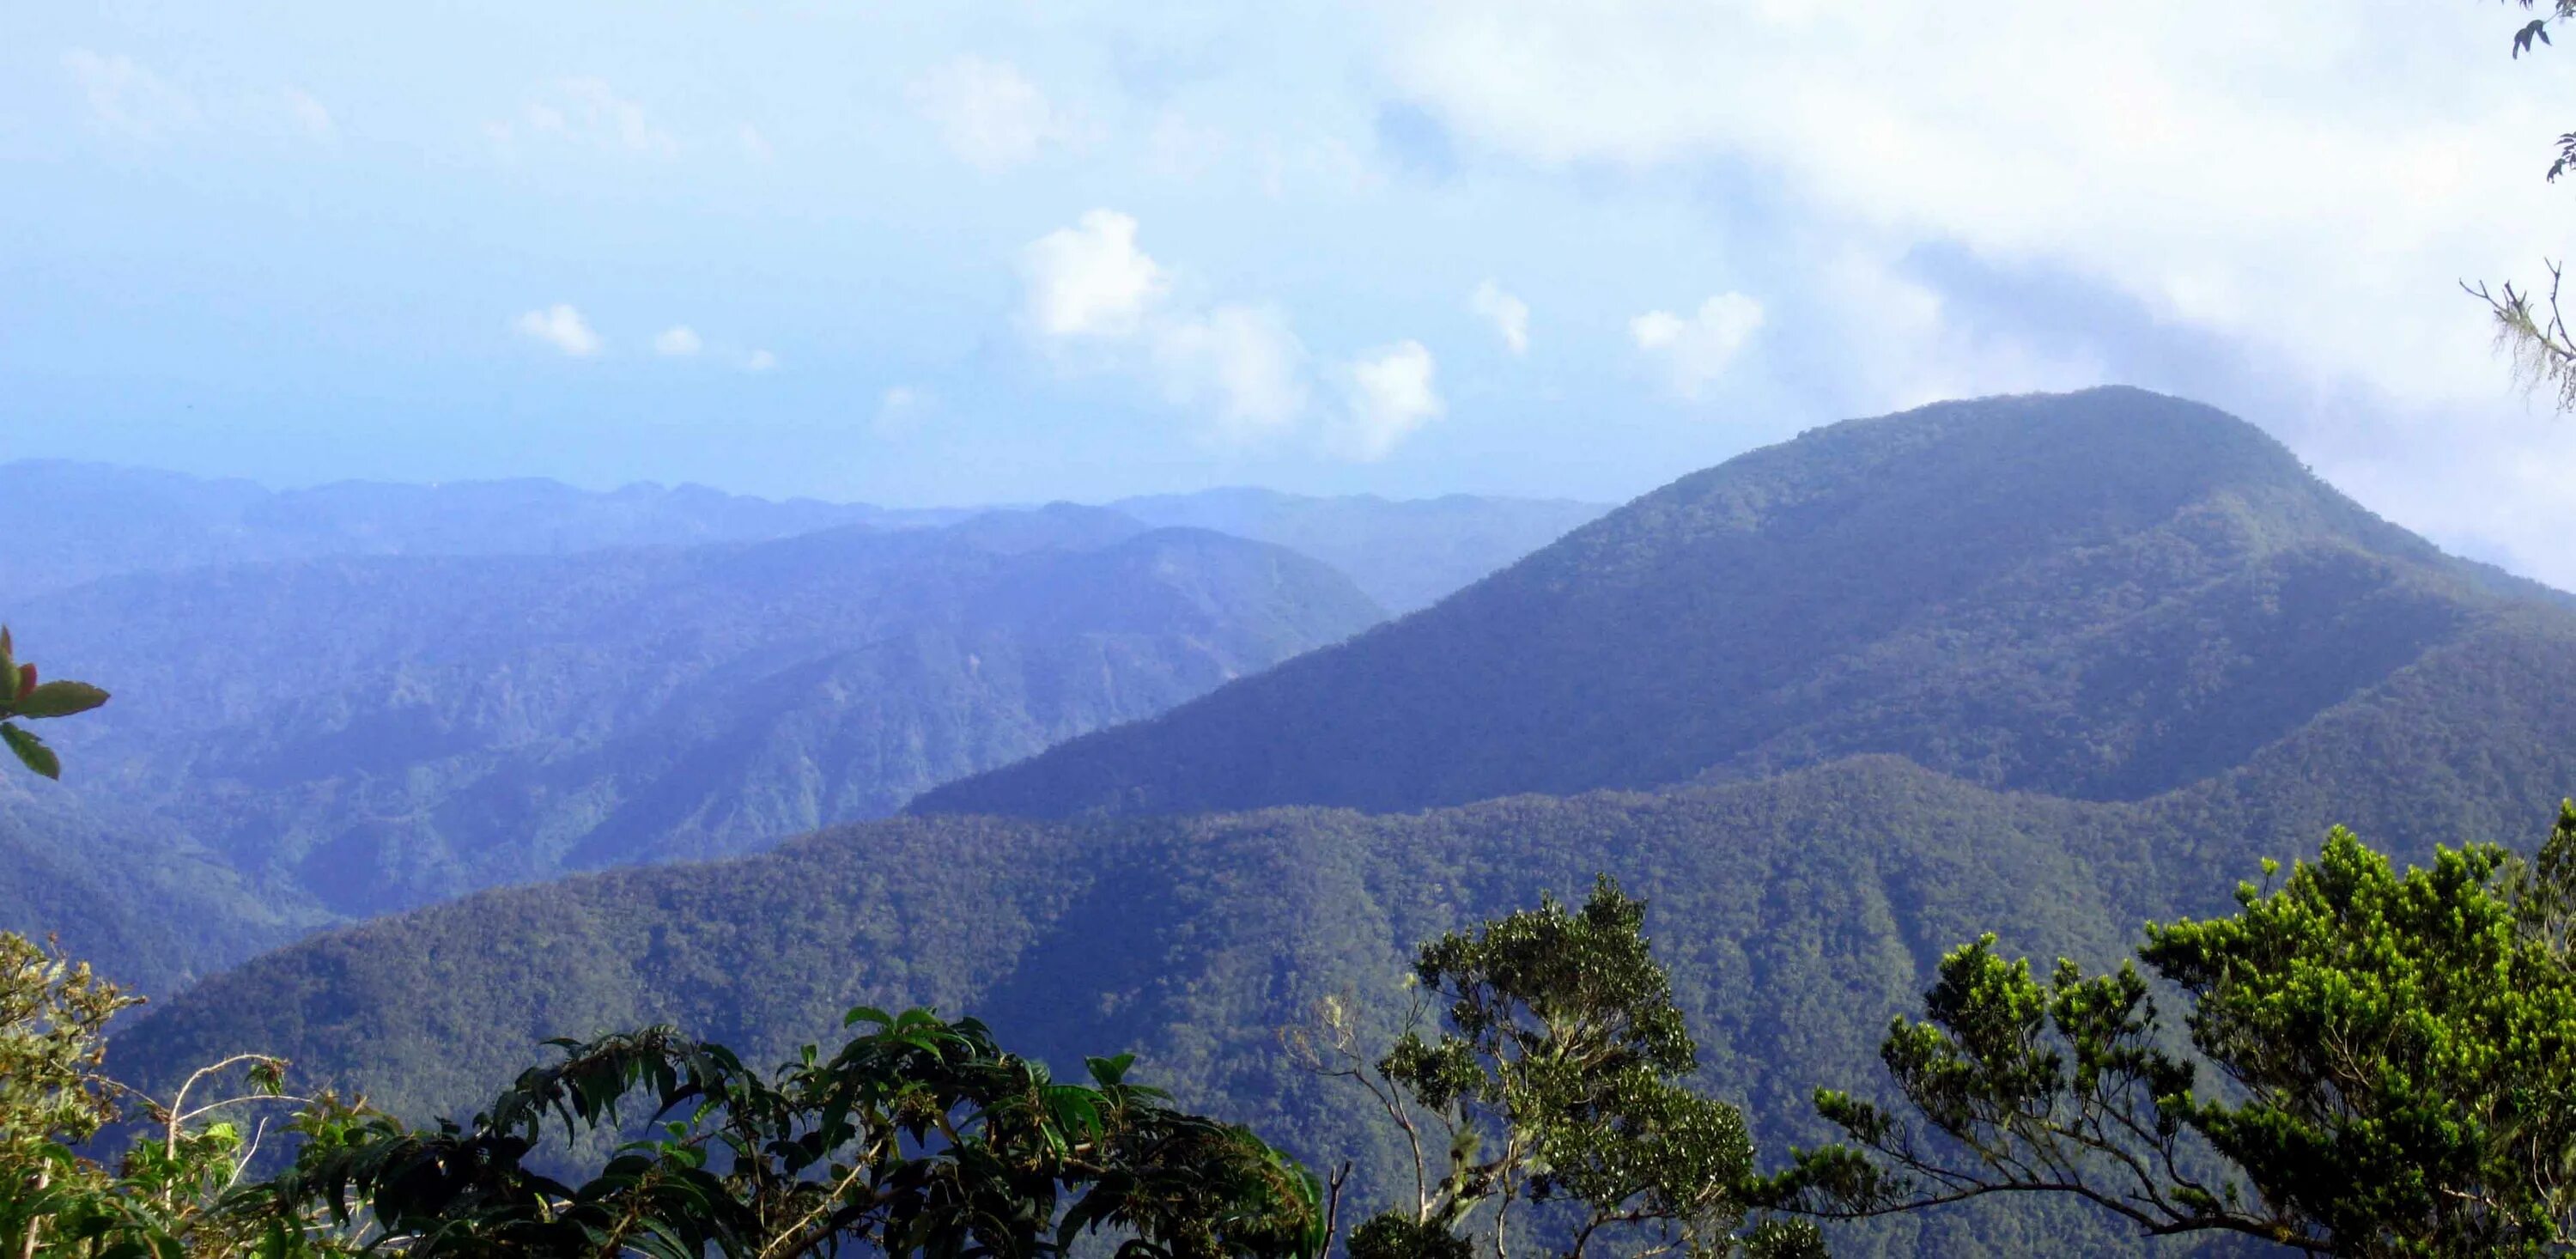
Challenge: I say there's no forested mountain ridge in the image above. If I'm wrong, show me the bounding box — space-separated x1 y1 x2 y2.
916 386 2567 819
0 508 1383 990
116 734 2576 1254
98 386 2576 1254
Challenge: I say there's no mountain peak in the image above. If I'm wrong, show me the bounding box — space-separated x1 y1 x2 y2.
916 390 2543 820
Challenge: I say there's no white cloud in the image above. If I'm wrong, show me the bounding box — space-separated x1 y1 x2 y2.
513 304 604 357
490 78 676 157
1150 304 1311 440
1816 250 2105 411
1021 210 1170 338
875 386 932 436
653 326 702 357
1338 340 1445 459
1630 293 1765 399
1382 3 2552 411
1017 209 1447 458
1469 280 1529 355
908 56 1076 172
1376 3 2576 582
63 50 198 139
283 88 335 141
742 349 779 372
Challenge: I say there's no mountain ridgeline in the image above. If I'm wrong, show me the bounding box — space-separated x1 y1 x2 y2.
915 387 2565 818
10 508 1378 930
100 387 2576 1255
0 477 1602 994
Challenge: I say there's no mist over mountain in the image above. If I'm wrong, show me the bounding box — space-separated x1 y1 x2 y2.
0 461 956 597
1107 487 1607 613
918 387 2569 819
2 460 1604 610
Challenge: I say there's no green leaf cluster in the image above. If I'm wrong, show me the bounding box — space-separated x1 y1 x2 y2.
1773 805 2576 1255
1 926 1325 1259
1305 876 1822 1259
0 627 109 780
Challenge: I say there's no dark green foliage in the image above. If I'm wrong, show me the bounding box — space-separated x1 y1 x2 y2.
1348 1212 1474 1259
919 388 2567 821
135 749 2576 1256
5 928 1322 1258
0 626 109 780
1771 807 2576 1255
246 1010 1324 1257
1309 876 1818 1257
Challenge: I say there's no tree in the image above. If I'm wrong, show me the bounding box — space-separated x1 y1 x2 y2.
0 928 1326 1259
2466 1 2576 411
0 929 299 1257
0 628 109 780
253 1008 1327 1258
1767 806 2576 1256
1289 876 1822 1259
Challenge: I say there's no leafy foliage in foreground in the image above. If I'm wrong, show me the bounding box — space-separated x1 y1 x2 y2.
124 743 2576 1256
3 928 1325 1258
261 1010 1323 1258
1292 877 1822 1258
1771 804 2576 1255
0 626 109 780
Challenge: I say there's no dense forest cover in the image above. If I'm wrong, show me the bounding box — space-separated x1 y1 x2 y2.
0 508 1385 992
20 387 2576 1255
0 477 1600 997
919 388 2572 819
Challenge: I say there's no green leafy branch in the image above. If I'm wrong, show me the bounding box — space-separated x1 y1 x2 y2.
0 627 110 780
1767 810 2576 1255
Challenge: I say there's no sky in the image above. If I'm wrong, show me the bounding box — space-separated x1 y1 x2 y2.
7 3 2576 586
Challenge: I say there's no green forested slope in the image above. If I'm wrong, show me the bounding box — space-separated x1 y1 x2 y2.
0 776 323 995
112 670 2576 1253
73 387 2576 1253
3 508 1382 955
917 387 2563 819
107 761 2154 1254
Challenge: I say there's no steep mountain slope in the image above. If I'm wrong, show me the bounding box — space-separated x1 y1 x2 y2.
103 386 2576 1253
0 777 323 996
113 726 2576 1254
1109 488 1608 613
104 762 2156 1256
7 507 1381 938
917 387 2561 819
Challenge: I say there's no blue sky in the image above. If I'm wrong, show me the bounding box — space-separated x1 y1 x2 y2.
9 3 2576 586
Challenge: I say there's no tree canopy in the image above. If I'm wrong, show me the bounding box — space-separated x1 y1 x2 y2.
1771 804 2576 1256
1293 876 1823 1259
0 941 1326 1259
